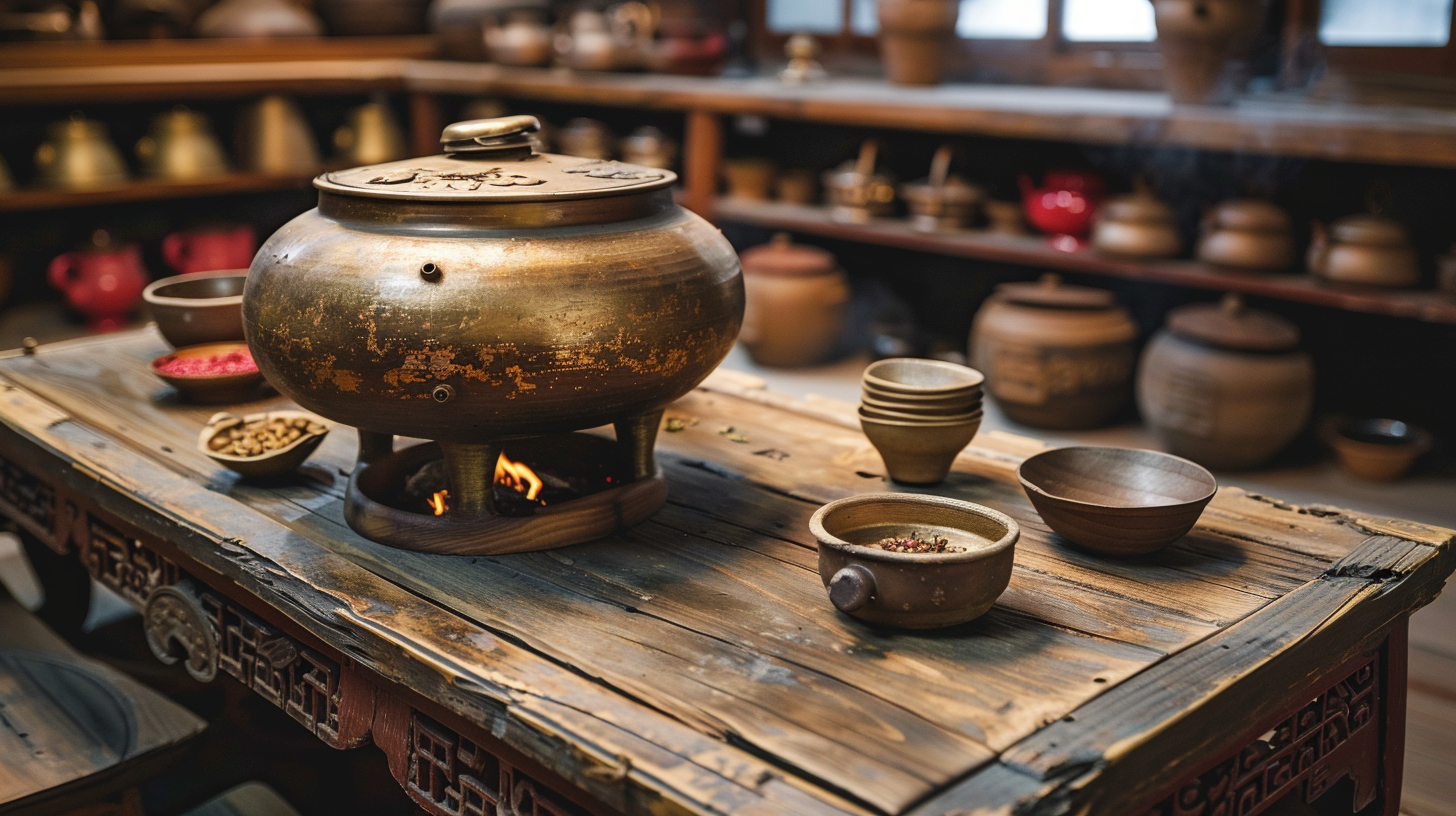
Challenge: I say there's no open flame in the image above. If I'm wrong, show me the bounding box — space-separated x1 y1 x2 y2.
424 451 544 515
496 451 543 501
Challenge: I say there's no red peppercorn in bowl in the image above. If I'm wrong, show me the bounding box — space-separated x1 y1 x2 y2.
150 341 267 405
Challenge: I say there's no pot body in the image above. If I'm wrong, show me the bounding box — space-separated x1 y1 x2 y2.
236 95 321 176
1092 218 1181 258
244 191 744 443
333 103 408 166
1137 331 1313 469
1197 227 1295 270
485 11 553 66
48 245 149 329
741 270 849 367
1152 0 1262 104
136 111 230 181
970 296 1136 429
877 0 959 86
34 118 129 190
1019 172 1102 238
1309 242 1421 288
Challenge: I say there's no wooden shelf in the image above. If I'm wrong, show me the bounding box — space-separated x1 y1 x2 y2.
404 63 1456 170
0 37 437 70
5 58 1456 168
715 197 1456 324
0 172 315 212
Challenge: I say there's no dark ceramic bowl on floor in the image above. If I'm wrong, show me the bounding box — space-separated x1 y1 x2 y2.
1017 446 1216 557
1325 418 1432 482
810 493 1019 629
143 269 247 348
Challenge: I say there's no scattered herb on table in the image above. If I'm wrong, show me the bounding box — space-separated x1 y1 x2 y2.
718 426 750 443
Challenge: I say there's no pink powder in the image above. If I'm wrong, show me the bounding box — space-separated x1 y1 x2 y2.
155 349 257 378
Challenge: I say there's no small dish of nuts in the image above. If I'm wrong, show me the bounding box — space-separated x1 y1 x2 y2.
198 410 330 478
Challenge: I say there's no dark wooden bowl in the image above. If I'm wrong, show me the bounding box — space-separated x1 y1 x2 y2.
1017 446 1216 556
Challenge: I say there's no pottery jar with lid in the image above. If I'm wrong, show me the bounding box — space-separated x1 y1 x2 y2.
1307 214 1420 288
1092 184 1182 259
824 140 895 224
970 274 1136 429
243 114 744 516
1137 293 1313 470
900 144 982 232
738 233 849 368
1196 198 1295 271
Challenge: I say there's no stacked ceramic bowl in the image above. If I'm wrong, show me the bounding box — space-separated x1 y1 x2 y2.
859 358 985 484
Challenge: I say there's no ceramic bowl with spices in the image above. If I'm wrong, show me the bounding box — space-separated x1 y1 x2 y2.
810 493 1019 629
1017 446 1216 557
143 269 247 348
151 341 265 404
199 410 330 477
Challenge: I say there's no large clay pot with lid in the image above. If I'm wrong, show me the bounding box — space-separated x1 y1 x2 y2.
1307 214 1420 288
1092 184 1181 259
739 234 849 368
243 114 743 521
1151 0 1263 105
1196 199 1295 271
969 274 1137 429
1138 294 1313 469
877 0 960 86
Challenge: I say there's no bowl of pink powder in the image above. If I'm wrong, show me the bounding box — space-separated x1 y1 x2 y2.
150 341 267 404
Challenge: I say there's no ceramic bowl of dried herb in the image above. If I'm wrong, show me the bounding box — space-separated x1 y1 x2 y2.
809 493 1019 629
199 410 329 478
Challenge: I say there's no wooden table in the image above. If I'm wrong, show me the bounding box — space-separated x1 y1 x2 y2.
0 328 1450 816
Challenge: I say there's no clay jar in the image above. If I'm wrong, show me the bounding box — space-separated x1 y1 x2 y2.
1092 185 1181 259
1307 214 1420 288
1196 199 1295 271
738 234 849 368
877 0 960 86
1137 293 1313 470
970 274 1136 430
1151 0 1262 105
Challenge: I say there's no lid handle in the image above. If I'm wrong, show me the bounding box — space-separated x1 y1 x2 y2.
441 115 540 159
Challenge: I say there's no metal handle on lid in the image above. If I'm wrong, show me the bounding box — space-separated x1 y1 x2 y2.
440 115 541 158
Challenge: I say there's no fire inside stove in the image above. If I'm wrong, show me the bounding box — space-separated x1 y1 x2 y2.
385 435 631 519
426 452 548 516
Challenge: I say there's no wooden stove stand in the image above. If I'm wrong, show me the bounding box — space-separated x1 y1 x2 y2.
0 328 1450 816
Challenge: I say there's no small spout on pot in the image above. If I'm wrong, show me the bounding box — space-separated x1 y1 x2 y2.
829 565 876 613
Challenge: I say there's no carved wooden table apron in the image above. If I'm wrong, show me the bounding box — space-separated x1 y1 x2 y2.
0 328 1450 816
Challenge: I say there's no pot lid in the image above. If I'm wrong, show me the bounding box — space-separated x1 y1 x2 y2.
1101 188 1175 224
994 273 1116 309
1210 198 1291 232
1329 214 1410 247
314 115 675 202
1167 293 1299 351
740 233 837 277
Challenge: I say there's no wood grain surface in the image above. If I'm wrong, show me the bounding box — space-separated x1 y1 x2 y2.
0 327 1449 815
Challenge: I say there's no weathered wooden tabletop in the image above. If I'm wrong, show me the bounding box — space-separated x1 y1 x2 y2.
0 327 1451 816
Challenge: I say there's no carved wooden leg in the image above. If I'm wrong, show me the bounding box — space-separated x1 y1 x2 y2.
614 409 663 482
1378 621 1409 816
438 441 501 520
15 525 91 639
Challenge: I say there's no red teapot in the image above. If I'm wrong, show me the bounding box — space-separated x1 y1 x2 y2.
161 224 256 275
49 232 149 331
1019 169 1105 250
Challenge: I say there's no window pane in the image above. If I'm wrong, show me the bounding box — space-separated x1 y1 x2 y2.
768 0 843 34
1319 0 1452 46
851 0 878 35
1062 0 1156 42
957 0 1047 39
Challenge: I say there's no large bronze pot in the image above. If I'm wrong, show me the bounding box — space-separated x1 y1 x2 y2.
244 114 743 520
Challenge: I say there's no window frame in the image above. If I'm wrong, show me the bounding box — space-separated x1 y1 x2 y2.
1282 0 1456 83
751 0 1165 89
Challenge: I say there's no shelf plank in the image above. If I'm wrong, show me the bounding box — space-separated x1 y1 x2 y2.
0 172 315 212
714 197 1456 324
405 63 1456 169
0 58 410 104
0 36 437 70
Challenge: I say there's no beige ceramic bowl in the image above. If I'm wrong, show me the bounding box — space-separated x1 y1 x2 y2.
859 409 981 485
862 392 981 416
863 357 985 395
143 269 247 348
810 493 1019 628
1325 418 1431 482
860 403 982 423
